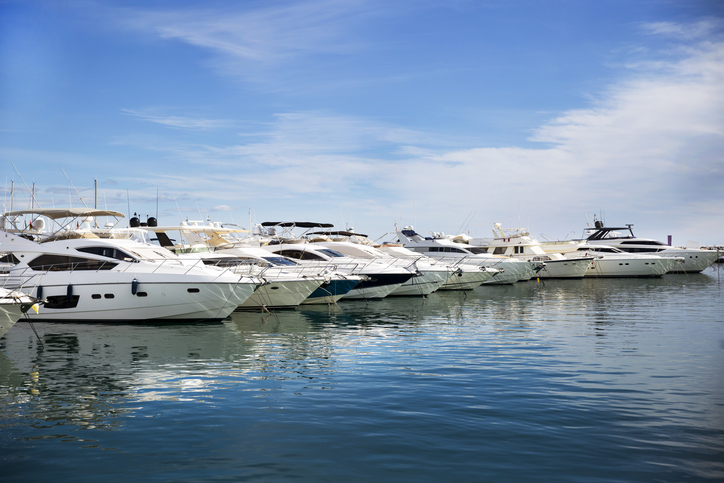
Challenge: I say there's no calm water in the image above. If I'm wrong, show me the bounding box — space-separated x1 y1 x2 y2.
1 269 723 482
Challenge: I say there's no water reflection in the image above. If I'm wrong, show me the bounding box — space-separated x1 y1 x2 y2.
0 270 721 482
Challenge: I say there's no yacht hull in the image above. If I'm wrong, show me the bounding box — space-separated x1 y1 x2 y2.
341 273 413 300
19 280 254 322
660 250 719 273
390 269 449 296
0 300 28 338
237 278 323 310
438 268 496 290
583 257 677 278
536 258 592 279
302 278 360 305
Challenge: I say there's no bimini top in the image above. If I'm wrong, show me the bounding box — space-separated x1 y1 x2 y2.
3 208 125 220
261 221 334 228
308 230 368 238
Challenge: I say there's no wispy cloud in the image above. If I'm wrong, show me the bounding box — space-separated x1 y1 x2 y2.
642 19 723 40
112 0 392 83
121 109 235 130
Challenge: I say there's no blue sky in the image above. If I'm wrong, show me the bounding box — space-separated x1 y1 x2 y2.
2 0 723 244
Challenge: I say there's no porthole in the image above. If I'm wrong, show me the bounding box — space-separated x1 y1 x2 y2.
92 294 101 299
187 288 200 293
105 294 115 299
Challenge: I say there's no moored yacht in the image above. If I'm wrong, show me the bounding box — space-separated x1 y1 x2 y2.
0 209 257 321
305 234 450 296
563 245 683 277
579 221 718 273
465 223 593 279
396 227 543 284
137 223 336 309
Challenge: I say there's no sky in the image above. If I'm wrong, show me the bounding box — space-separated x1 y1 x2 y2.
1 0 723 245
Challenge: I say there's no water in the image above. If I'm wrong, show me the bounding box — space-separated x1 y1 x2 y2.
1 270 723 482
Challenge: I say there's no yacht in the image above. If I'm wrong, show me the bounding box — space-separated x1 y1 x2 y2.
465 223 593 279
0 209 257 321
375 244 499 291
396 227 544 284
150 221 362 306
0 288 37 338
262 243 415 300
243 224 413 300
563 245 683 277
578 221 719 273
305 235 450 296
137 222 342 309
305 229 499 292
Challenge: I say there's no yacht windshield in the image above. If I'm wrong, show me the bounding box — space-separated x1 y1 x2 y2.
318 248 345 258
77 246 137 262
124 246 179 261
262 256 298 266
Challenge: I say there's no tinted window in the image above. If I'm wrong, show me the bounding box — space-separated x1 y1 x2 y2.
45 295 80 309
28 254 117 271
318 249 344 258
277 250 326 261
77 246 136 261
262 256 298 266
0 253 20 264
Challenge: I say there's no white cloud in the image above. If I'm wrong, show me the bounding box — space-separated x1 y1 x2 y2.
115 28 723 241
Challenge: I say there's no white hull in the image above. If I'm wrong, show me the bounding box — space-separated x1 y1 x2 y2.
238 278 322 310
343 282 403 300
439 268 497 290
583 257 675 278
480 259 536 284
659 250 719 273
0 289 34 338
390 269 449 296
536 258 592 279
43 281 250 321
16 279 254 322
0 303 26 338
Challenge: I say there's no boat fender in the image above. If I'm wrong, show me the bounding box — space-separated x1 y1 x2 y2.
67 284 73 301
37 285 43 300
131 278 139 295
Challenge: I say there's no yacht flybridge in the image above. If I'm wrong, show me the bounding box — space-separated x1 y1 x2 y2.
0 209 257 321
578 221 718 273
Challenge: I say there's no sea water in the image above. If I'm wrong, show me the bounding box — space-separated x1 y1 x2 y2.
1 269 723 482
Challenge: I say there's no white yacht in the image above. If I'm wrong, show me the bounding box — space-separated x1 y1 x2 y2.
305 235 450 296
465 223 593 279
253 233 413 300
375 244 500 291
0 288 36 338
0 209 257 321
305 229 504 292
234 222 417 300
396 227 543 284
137 222 336 309
578 221 719 273
563 245 683 277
